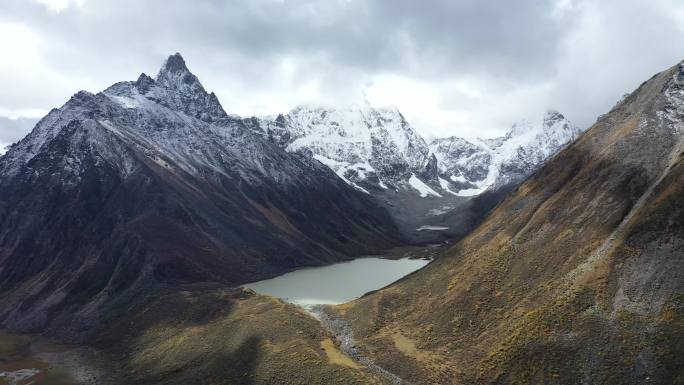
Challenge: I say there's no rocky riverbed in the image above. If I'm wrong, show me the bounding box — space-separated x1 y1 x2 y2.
308 305 406 385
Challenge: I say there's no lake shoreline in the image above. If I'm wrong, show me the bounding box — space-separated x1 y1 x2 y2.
244 256 430 306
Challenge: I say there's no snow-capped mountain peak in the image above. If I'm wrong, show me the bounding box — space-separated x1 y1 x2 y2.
430 110 583 195
245 103 432 193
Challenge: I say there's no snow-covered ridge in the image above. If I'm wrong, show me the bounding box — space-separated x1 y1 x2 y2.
249 104 582 198
430 110 583 195
246 104 434 194
0 53 344 191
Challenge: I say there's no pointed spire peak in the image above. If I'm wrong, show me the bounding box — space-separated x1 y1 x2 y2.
137 72 154 83
156 53 197 85
149 53 227 122
135 72 155 92
155 52 206 94
160 53 189 74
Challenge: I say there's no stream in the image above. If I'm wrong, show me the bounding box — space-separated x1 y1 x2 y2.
308 305 406 385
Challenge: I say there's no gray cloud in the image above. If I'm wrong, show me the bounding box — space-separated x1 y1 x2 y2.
0 0 682 141
0 117 39 153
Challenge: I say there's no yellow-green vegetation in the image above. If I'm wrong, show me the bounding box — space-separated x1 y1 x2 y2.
0 332 31 361
320 339 360 369
96 286 389 385
391 332 435 363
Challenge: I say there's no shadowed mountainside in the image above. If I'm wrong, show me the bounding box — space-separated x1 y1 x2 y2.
0 54 400 341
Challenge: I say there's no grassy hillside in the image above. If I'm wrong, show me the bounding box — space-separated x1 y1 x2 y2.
0 286 390 385
336 62 684 384
95 286 390 385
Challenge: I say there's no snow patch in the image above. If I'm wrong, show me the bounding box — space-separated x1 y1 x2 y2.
408 174 442 198
450 174 467 183
428 206 454 216
456 187 486 197
0 368 40 384
313 154 370 194
106 93 141 109
438 177 459 196
416 225 449 231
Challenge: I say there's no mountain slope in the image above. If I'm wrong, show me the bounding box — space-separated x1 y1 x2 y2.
336 60 684 384
0 54 400 339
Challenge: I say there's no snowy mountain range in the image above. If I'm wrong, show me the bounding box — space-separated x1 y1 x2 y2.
247 104 582 199
0 51 589 339
0 50 583 251
243 104 431 194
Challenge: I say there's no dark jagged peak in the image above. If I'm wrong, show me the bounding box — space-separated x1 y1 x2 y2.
101 54 226 122
69 90 96 103
160 52 188 73
148 53 227 122
0 52 402 347
419 153 439 183
135 72 155 93
156 53 201 91
274 113 287 127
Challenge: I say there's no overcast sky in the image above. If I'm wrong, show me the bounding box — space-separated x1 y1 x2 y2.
1 0 683 150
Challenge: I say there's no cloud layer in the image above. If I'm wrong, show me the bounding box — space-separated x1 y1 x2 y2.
1 0 683 144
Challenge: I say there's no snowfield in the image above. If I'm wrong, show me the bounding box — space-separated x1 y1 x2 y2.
249 105 582 200
416 225 449 231
408 174 442 197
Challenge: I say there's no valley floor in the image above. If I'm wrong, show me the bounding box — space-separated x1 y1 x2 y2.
0 330 122 385
0 245 446 385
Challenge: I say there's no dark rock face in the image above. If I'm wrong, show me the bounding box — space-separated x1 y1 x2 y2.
151 53 227 122
0 54 400 339
419 153 439 183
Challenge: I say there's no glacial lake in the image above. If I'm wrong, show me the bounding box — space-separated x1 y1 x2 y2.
244 257 430 306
